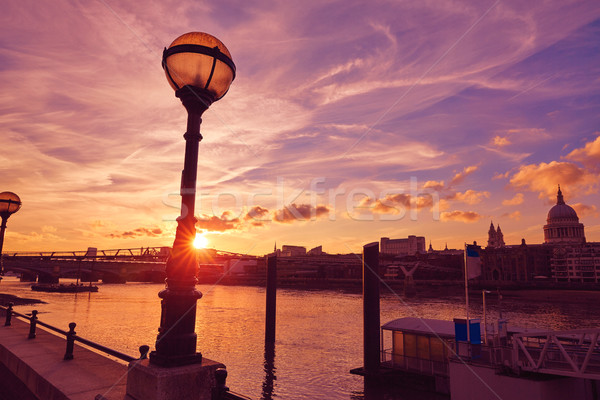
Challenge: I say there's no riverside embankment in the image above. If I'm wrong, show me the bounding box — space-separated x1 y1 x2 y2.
0 309 129 400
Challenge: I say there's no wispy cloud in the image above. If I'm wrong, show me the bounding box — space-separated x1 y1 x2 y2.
1 0 599 252
273 204 330 223
441 211 483 223
107 227 164 239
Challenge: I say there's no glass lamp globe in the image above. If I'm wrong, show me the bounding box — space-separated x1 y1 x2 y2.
162 32 236 101
0 192 21 216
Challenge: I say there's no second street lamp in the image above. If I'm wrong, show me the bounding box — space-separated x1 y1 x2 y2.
0 191 22 274
149 32 236 367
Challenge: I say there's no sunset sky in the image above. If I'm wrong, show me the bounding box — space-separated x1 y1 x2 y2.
1 0 599 256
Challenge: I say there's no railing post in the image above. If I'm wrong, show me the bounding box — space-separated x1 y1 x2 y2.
64 322 76 360
138 345 149 360
28 310 38 339
212 368 229 400
512 335 519 371
4 302 13 326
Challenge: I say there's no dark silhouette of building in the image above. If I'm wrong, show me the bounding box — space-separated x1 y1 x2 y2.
380 236 425 255
481 240 552 282
552 244 600 282
543 185 586 244
307 245 323 255
277 245 307 257
481 186 600 284
487 222 505 248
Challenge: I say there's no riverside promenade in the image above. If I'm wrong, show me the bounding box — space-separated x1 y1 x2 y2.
0 312 128 400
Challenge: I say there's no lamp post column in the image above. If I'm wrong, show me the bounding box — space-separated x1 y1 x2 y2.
150 87 212 367
0 193 21 274
127 32 236 400
0 215 7 274
0 215 8 256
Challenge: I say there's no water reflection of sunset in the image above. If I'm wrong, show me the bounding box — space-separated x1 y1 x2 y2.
5 277 600 400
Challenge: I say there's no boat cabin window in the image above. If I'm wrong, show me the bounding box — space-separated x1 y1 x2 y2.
404 333 417 358
430 337 446 361
392 331 448 362
417 335 430 359
393 331 404 357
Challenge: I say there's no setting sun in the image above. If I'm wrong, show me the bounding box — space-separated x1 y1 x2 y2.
193 233 208 249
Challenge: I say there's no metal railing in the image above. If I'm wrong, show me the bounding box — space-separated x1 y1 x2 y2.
381 349 449 376
2 246 253 259
512 328 600 379
1 303 144 362
1 247 168 259
382 343 517 377
1 303 252 400
213 369 254 400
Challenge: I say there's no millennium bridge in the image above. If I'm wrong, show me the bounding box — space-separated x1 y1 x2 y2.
0 246 467 290
0 246 254 284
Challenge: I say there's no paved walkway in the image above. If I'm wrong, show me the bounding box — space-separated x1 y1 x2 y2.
0 314 129 400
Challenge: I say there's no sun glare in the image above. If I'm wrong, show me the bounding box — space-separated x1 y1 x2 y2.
193 233 208 249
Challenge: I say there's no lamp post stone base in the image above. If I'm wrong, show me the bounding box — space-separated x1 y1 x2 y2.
125 358 225 400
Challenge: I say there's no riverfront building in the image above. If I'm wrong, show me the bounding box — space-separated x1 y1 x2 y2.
277 245 307 257
380 235 426 256
487 222 505 248
543 186 586 244
480 240 553 281
481 186 600 284
552 245 600 282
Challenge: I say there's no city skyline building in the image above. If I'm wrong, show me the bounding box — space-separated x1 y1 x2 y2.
544 186 586 245
481 185 600 284
380 236 426 256
487 222 505 249
276 245 307 257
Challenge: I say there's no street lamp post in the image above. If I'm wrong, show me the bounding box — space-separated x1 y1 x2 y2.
0 192 22 273
149 32 235 367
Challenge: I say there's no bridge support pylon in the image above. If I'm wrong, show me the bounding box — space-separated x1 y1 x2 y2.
404 275 416 297
19 272 36 282
38 274 59 284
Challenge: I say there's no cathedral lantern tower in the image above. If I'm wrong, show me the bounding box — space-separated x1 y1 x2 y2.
543 186 585 244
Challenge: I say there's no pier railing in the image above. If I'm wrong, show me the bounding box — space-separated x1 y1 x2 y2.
213 369 254 400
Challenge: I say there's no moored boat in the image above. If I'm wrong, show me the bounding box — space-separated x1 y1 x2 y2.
352 316 600 399
31 283 98 293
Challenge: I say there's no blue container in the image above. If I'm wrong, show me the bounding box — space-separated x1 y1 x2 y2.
453 318 481 344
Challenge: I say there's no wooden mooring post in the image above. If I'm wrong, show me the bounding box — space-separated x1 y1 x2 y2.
265 254 277 344
363 242 380 375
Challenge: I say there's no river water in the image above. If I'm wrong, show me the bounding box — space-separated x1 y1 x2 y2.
2 276 600 399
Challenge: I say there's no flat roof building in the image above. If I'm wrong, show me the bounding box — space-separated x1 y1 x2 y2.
380 236 426 256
